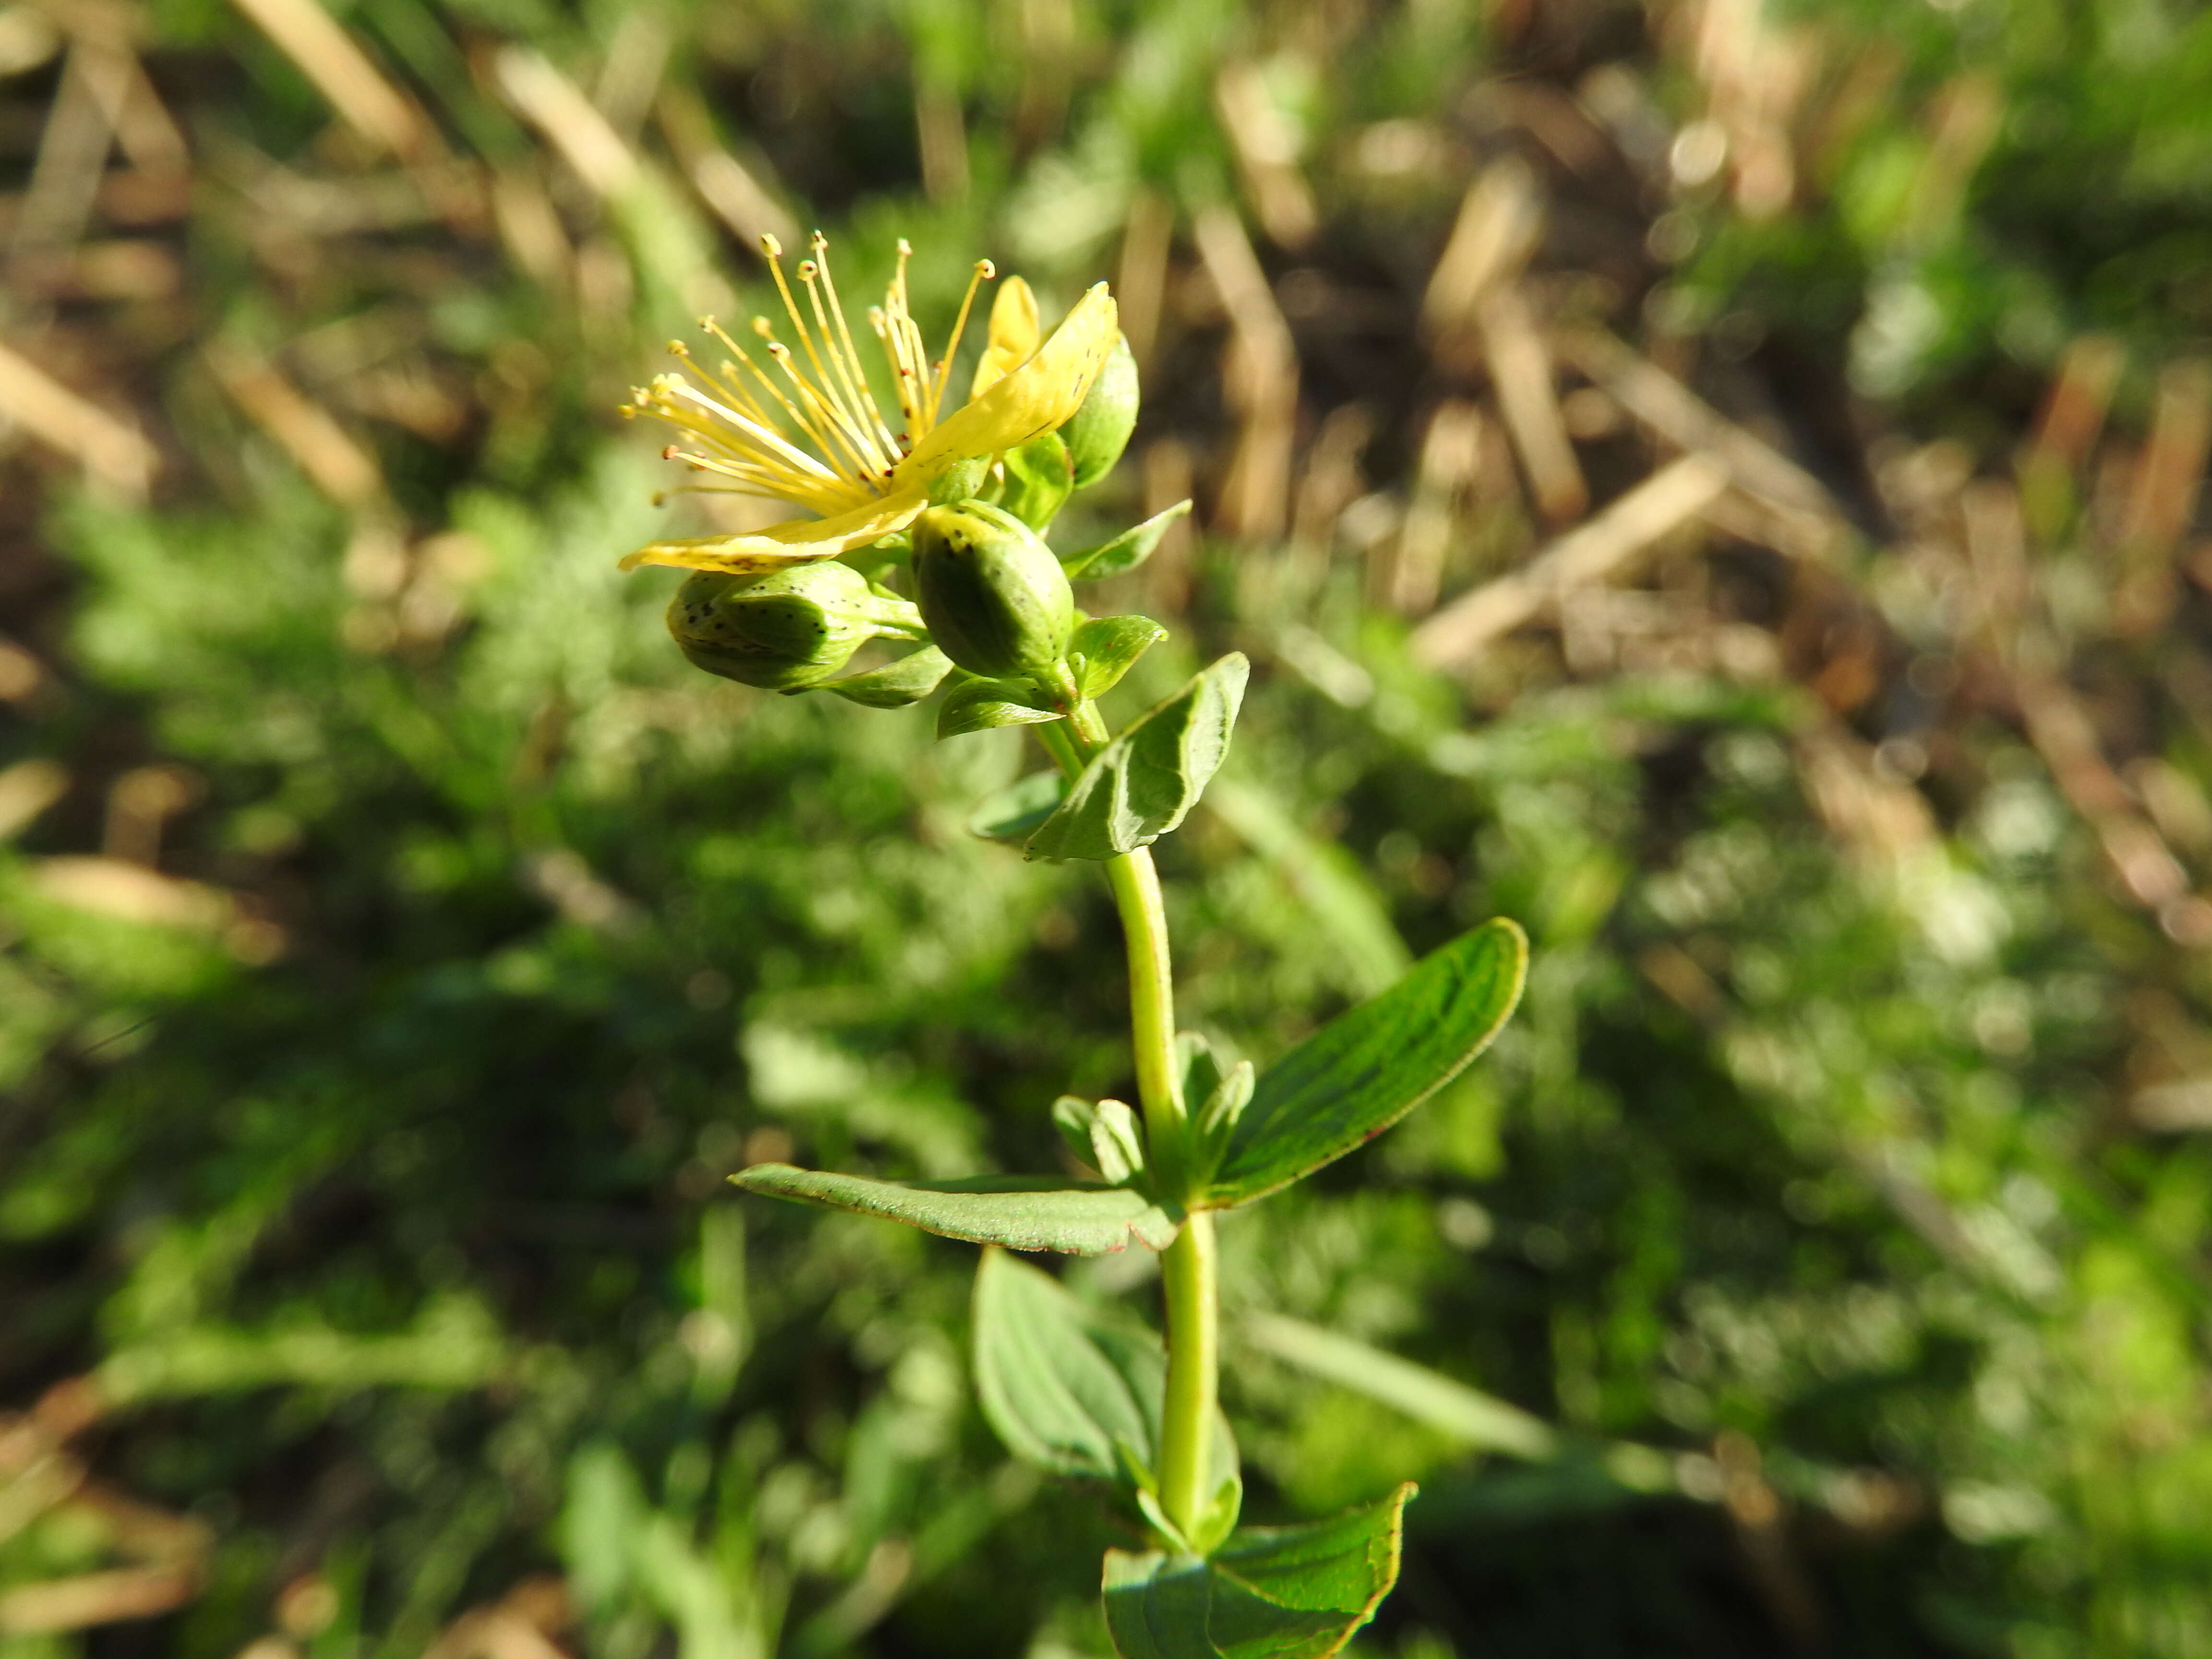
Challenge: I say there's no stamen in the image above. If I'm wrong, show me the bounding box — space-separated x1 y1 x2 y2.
693 318 795 438
870 301 927 436
757 334 881 485
639 232 1025 515
807 232 903 460
931 258 997 427
760 237 877 473
797 246 899 471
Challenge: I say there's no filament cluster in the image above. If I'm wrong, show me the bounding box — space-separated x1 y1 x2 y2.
622 232 996 516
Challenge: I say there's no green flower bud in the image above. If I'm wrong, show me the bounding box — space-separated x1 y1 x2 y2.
667 562 918 691
912 499 1076 685
1060 331 1138 489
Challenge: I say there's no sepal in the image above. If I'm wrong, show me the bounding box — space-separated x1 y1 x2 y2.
821 645 953 707
1063 331 1139 489
938 674 1064 738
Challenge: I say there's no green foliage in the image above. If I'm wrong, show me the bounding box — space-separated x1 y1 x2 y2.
1027 655 1249 862
1200 923 1528 1208
1062 502 1193 580
1070 615 1170 701
935 675 1064 738
1101 1484 1414 1659
971 1251 1233 1501
729 1166 1180 1256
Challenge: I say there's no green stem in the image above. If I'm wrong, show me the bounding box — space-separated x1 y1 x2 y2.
1042 702 1219 1543
1156 1212 1218 1539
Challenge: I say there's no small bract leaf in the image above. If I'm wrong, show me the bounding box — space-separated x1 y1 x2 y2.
1176 1033 1225 1117
1072 614 1168 700
938 676 1063 739
1027 654 1249 862
1101 1483 1415 1659
1189 1473 1244 1558
970 771 1068 842
1200 921 1527 1209
822 646 953 708
1054 1094 1101 1172
733 1164 1179 1255
1190 1060 1255 1187
1090 1098 1146 1186
1063 500 1192 579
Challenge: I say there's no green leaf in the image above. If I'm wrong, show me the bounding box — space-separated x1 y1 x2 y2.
821 646 952 708
974 1251 1236 1497
1001 430 1075 530
1101 1484 1415 1659
938 675 1062 739
1027 654 1248 862
1063 500 1192 579
733 1164 1179 1255
1201 920 1527 1208
1071 614 1168 700
968 771 1066 842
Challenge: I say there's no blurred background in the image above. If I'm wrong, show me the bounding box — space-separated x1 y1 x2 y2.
4 0 2212 1653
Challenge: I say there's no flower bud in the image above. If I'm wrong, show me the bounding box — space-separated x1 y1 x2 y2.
667 562 913 690
1060 331 1138 489
912 499 1075 683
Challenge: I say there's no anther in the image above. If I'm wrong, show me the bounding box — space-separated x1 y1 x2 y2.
977 259 996 279
760 233 782 258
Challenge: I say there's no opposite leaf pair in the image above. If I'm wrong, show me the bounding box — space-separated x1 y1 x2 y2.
732 917 1528 1246
977 1250 1414 1657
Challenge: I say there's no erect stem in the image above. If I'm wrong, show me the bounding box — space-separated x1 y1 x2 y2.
1155 1211 1218 1539
1042 703 1220 1543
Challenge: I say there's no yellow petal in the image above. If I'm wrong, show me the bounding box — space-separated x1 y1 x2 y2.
903 283 1118 485
969 275 1042 400
619 490 928 574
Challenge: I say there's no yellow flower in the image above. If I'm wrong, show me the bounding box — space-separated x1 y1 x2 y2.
620 234 1117 575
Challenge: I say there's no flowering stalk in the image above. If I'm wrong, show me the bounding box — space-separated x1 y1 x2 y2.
1044 707 1216 1539
621 232 1526 1656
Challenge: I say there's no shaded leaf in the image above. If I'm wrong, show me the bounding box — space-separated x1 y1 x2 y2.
1202 921 1527 1208
974 1251 1237 1497
1102 1484 1415 1659
1028 655 1248 862
968 771 1066 842
733 1164 1178 1255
